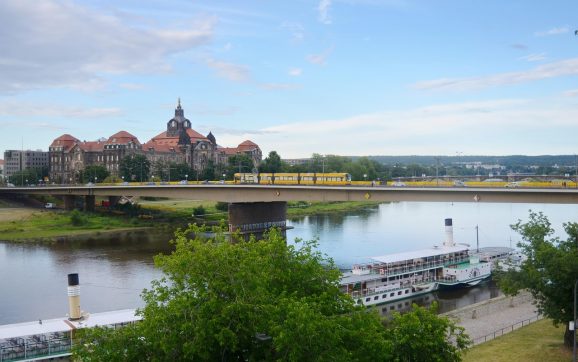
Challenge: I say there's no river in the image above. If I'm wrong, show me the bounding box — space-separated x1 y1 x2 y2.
1 201 577 325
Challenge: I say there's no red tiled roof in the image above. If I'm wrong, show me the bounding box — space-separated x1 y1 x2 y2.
79 141 105 152
50 134 80 150
107 130 140 145
143 141 183 153
220 147 239 156
237 140 259 151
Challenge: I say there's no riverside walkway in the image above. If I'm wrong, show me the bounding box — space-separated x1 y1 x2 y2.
444 291 539 345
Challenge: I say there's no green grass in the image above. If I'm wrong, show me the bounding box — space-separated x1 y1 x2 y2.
287 201 379 217
0 211 149 241
462 319 571 362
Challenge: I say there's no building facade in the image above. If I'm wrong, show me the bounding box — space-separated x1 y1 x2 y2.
3 150 49 180
49 100 262 183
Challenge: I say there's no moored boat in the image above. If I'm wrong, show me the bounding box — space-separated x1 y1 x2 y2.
340 218 493 307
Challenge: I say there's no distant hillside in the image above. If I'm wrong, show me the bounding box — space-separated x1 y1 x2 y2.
353 155 578 167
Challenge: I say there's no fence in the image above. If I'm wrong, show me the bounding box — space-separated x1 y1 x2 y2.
471 314 543 346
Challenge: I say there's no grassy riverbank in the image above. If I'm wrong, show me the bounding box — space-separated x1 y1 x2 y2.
0 196 382 242
0 209 151 242
462 318 570 362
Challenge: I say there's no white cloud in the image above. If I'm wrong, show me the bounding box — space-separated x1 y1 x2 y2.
318 0 332 24
0 0 214 94
307 47 334 65
205 58 251 82
412 58 578 91
289 68 302 76
535 26 569 36
250 98 578 157
518 53 547 62
0 101 122 118
563 89 578 97
281 22 305 42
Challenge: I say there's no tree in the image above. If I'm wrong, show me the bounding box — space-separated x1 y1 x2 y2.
387 303 470 362
496 211 578 348
259 151 285 173
225 154 254 178
81 165 109 183
73 226 469 361
119 154 150 182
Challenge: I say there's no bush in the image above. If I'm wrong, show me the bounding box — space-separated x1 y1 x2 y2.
215 202 229 212
70 210 87 226
192 205 206 216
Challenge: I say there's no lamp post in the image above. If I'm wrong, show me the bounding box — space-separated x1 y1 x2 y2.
574 279 578 362
363 174 367 182
95 176 98 184
185 174 188 184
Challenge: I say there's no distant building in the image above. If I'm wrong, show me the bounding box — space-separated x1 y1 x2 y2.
3 150 49 180
284 158 311 166
49 99 262 183
0 159 4 179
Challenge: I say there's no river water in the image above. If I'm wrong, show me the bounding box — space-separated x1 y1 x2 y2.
1 201 577 325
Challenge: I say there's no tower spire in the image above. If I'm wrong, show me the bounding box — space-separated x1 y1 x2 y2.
177 97 181 109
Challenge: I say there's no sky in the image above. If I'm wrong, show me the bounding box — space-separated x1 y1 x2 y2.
0 0 577 159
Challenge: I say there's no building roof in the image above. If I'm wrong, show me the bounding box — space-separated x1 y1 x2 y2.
106 131 140 145
50 134 80 150
143 141 181 153
370 245 468 264
237 140 260 151
79 141 105 152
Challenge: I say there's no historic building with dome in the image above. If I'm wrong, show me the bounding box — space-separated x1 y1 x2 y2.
48 100 261 183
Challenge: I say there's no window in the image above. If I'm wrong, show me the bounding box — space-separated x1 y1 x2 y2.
398 291 402 295
405 290 409 294
365 298 370 302
382 294 387 299
390 293 394 297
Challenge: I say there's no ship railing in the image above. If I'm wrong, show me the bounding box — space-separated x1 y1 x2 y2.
0 334 72 362
368 256 471 277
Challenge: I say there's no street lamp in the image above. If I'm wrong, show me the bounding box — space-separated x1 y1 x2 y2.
95 176 98 184
363 174 367 182
572 279 578 362
185 174 188 183
25 178 28 186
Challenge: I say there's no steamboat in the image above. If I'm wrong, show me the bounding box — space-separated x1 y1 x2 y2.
340 218 499 307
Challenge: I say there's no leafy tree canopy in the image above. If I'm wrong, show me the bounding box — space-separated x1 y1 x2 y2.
259 150 285 173
82 165 109 184
119 154 150 182
74 226 470 361
496 211 578 347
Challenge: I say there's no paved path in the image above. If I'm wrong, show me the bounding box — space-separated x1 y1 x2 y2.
444 292 540 343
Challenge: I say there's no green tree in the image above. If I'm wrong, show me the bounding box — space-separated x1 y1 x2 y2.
226 154 255 178
9 168 48 186
200 160 216 180
73 226 470 361
81 165 109 183
119 154 150 182
259 151 285 173
387 303 470 362
496 211 578 348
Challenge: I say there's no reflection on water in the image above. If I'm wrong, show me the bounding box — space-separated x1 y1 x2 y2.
0 229 174 325
2 201 578 325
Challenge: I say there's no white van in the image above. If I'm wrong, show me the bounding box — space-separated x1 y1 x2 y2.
44 203 56 209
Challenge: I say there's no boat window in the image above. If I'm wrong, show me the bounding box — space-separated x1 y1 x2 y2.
374 296 379 301
390 293 395 297
365 298 371 302
405 290 409 294
382 294 387 299
398 291 402 295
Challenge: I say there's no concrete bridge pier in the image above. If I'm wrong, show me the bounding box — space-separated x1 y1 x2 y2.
228 202 287 238
108 196 121 207
64 195 77 210
84 195 95 212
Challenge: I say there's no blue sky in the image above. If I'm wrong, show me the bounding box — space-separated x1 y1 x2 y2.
1 0 577 158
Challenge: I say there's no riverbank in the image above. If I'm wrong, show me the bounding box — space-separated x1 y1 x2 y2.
0 196 380 242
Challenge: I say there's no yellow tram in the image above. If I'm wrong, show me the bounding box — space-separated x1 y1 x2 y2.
234 172 352 185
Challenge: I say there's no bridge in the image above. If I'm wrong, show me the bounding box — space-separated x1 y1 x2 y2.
2 184 578 234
